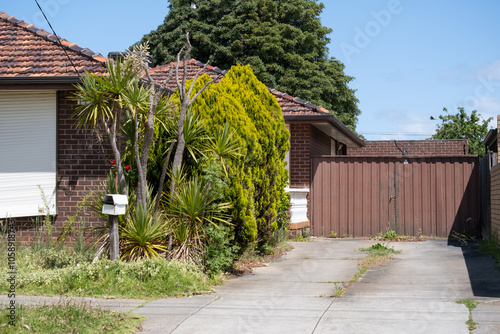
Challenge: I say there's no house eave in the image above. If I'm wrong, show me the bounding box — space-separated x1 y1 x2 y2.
483 128 497 146
0 77 80 90
284 114 365 148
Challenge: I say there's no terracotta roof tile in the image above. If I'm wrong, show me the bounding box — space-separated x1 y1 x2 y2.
0 11 106 78
150 59 330 117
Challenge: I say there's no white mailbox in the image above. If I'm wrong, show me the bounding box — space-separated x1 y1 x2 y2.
102 194 128 215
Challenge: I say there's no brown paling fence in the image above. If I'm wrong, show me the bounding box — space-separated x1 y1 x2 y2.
310 156 480 238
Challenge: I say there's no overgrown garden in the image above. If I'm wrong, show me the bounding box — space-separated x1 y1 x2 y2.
74 39 290 271
0 39 290 304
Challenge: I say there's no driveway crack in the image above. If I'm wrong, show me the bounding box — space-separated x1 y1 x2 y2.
169 296 220 333
311 297 338 334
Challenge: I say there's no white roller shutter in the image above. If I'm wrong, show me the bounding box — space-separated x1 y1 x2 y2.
0 91 57 218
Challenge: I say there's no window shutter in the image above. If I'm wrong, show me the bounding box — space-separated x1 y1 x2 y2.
0 91 57 218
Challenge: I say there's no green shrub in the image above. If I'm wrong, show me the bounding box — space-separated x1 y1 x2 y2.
188 65 290 248
204 224 239 275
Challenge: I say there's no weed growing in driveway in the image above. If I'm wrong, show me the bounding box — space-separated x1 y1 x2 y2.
333 282 347 297
456 298 479 333
383 229 399 240
292 234 308 242
359 242 401 254
479 232 500 265
332 243 401 297
354 243 401 281
1 301 144 333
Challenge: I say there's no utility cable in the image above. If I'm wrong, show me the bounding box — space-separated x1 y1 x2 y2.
34 0 81 78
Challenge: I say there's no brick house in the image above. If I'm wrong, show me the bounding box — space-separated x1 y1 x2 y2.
0 12 109 242
0 12 364 241
149 60 365 230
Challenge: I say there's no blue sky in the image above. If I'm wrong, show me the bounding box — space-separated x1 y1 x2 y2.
4 0 500 140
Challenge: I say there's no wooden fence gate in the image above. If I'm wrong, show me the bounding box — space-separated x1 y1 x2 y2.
310 156 480 238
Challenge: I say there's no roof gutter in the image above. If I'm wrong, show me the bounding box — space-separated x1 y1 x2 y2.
284 113 365 148
0 76 81 85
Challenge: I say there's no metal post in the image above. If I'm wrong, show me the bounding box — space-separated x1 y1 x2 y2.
109 215 119 260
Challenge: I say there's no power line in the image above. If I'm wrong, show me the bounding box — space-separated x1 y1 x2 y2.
359 132 434 136
34 0 80 77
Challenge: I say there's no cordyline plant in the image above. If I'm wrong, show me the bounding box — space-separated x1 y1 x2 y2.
72 45 170 208
73 36 214 212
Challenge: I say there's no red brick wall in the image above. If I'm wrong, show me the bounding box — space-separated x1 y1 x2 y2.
348 140 469 157
10 90 110 244
289 123 311 188
289 123 337 188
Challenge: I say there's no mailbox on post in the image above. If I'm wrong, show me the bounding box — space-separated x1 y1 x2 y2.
102 194 128 215
102 194 128 261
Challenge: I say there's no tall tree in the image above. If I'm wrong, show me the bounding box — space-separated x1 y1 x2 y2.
430 107 492 157
137 0 361 130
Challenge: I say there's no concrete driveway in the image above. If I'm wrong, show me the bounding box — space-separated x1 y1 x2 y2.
134 238 500 333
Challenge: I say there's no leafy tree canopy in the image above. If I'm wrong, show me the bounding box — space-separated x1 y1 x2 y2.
137 0 361 130
429 107 492 157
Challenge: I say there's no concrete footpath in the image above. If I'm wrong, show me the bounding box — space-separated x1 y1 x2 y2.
3 238 500 333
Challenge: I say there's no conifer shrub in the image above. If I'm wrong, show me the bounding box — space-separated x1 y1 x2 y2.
188 65 290 249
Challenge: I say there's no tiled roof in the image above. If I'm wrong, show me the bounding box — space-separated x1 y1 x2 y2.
149 59 226 92
149 59 330 117
0 12 106 78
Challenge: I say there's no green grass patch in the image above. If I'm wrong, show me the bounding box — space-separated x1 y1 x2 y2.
0 241 219 299
456 298 479 333
1 302 144 333
1 258 218 299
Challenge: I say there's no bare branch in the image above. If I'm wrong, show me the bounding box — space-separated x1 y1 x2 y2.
175 45 186 102
186 60 210 105
154 139 176 215
188 79 213 105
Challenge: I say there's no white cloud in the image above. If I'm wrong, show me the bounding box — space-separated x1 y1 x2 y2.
477 59 500 81
437 63 474 84
363 110 436 140
471 97 500 128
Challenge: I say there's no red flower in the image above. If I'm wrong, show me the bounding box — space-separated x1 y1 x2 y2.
133 182 138 187
110 160 116 165
125 165 131 171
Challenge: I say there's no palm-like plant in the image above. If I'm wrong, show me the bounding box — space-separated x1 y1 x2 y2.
168 175 231 263
120 201 170 261
73 59 140 195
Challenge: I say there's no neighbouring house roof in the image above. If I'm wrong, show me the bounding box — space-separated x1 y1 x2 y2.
483 128 498 152
0 12 105 84
150 59 364 148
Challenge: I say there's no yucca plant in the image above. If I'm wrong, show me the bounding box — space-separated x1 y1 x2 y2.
120 202 170 261
168 175 231 263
